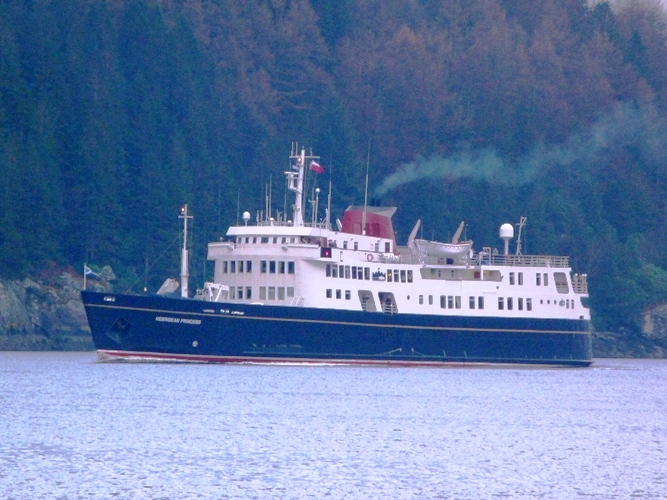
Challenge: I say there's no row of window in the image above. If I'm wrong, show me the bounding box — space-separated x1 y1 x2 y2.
235 236 298 244
434 295 534 311
228 286 295 301
222 260 296 274
497 297 533 311
326 289 352 300
325 264 414 283
507 271 569 291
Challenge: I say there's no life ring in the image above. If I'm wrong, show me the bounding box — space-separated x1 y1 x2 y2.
367 253 374 262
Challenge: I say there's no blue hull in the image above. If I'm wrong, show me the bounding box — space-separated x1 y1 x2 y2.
81 291 593 367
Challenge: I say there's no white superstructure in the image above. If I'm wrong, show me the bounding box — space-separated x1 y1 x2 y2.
199 144 590 323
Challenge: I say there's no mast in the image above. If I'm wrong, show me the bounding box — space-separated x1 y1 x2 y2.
179 204 193 298
362 138 371 235
286 142 320 227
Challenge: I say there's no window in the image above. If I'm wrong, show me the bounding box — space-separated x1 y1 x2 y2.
387 270 393 282
364 268 370 280
268 287 276 300
259 287 267 300
336 289 341 299
237 288 244 299
509 272 515 285
440 296 446 308
278 287 285 300
332 266 338 278
246 261 252 273
238 261 244 273
288 262 295 274
400 270 406 283
279 261 286 274
230 261 236 273
455 296 461 309
345 290 351 300
469 296 476 309
429 295 433 305
385 242 391 252
352 267 358 279
518 272 523 285
339 265 344 278
358 267 363 280
246 287 252 299
527 298 532 311
345 266 351 279
507 297 513 310
326 289 332 298
536 273 541 286
419 295 424 305
326 264 332 277
407 270 413 283
287 287 294 298
395 270 400 283
518 298 523 310
269 261 276 273
230 286 235 299
543 273 549 286
354 242 358 250
343 241 348 249
478 297 484 309
554 272 569 293
260 260 267 273
498 297 504 310
223 261 228 273
447 296 454 309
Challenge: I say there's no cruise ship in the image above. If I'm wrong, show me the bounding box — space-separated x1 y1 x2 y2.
81 144 593 367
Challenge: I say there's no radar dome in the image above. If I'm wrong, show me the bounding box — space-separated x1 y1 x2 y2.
500 223 514 255
499 223 514 239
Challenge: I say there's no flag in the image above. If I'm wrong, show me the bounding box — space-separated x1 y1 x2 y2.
84 265 99 277
310 160 324 173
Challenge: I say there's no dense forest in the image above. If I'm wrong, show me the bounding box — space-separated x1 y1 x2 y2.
1 0 667 337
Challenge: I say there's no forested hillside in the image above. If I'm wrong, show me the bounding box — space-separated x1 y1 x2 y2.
1 0 667 336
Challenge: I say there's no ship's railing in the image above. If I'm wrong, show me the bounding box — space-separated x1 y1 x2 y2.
394 252 570 268
290 295 305 306
571 273 588 294
254 219 329 229
476 254 570 268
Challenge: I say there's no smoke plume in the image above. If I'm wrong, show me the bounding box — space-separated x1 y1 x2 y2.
374 103 667 197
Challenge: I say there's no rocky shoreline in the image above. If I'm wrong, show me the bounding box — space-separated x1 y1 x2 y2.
0 268 111 352
1 268 666 357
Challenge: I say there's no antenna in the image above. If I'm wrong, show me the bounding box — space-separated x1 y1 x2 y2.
516 216 527 255
179 204 193 298
236 189 240 225
362 138 371 235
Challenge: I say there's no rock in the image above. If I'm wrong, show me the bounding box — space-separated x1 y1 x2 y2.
642 303 667 340
0 267 113 350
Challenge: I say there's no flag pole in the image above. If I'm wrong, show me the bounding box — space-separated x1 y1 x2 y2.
83 263 87 291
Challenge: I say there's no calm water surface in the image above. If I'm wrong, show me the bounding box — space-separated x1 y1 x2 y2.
0 353 666 499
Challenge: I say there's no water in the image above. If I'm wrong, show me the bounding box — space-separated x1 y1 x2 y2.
1 354 666 499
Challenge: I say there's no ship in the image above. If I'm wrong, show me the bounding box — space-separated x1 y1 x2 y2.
81 143 593 367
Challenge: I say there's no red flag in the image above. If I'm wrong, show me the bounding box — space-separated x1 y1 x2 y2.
309 160 324 173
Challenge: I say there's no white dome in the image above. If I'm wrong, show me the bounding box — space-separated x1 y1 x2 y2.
499 223 514 240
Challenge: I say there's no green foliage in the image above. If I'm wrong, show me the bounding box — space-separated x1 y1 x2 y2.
1 0 667 336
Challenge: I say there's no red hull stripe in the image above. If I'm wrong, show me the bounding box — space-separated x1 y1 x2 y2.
96 349 575 368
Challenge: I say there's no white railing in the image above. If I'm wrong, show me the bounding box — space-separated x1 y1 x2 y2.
571 273 588 294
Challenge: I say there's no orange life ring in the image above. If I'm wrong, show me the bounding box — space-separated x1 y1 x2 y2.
367 253 374 262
